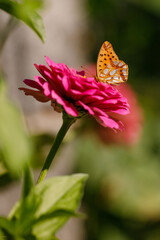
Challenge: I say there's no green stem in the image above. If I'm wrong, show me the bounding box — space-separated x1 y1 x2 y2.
37 115 76 184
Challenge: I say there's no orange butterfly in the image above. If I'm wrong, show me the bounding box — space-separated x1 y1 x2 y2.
96 41 128 85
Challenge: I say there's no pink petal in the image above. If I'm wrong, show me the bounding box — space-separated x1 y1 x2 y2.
62 75 70 91
94 114 122 130
76 100 94 115
110 108 130 115
51 89 66 106
19 88 50 102
45 56 58 68
34 64 53 83
76 70 85 76
82 89 97 95
43 82 52 96
63 101 79 117
81 95 104 104
34 76 46 87
23 79 43 91
51 90 78 117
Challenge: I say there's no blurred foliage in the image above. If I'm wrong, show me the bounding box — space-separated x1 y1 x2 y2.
0 174 87 239
0 0 45 179
74 118 160 239
75 120 160 218
73 0 160 239
0 79 33 177
22 0 44 10
127 0 160 16
31 133 55 168
0 0 45 42
0 173 13 187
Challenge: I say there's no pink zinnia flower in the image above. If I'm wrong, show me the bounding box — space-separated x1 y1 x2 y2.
19 57 129 130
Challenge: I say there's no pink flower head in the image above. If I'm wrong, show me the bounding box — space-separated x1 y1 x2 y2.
19 57 129 130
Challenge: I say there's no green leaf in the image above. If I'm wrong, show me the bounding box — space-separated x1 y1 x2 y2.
0 229 5 240
0 216 15 235
16 191 41 236
22 0 44 10
0 0 45 42
22 166 34 199
0 172 12 187
0 80 33 177
8 201 20 220
32 174 88 239
11 174 88 239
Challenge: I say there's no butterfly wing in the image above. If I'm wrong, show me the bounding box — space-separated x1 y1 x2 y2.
96 41 128 85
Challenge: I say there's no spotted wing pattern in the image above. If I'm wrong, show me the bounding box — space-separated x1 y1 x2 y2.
96 41 128 85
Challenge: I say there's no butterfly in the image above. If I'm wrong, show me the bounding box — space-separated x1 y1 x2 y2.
96 41 128 85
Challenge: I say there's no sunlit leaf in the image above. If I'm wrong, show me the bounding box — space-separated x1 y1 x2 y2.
32 174 88 239
10 174 88 239
0 0 45 42
0 80 33 176
0 216 15 235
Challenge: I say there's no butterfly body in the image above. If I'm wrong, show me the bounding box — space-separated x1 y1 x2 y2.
96 41 128 85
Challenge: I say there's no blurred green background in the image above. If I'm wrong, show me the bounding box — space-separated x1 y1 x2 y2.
73 0 160 240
